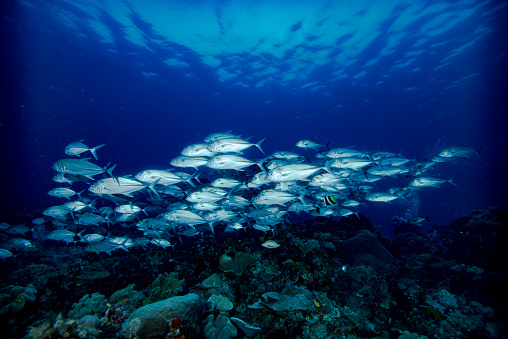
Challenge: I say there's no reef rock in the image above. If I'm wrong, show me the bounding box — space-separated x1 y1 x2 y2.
263 285 314 311
121 293 204 339
219 251 259 276
202 273 227 289
230 317 262 337
340 230 395 273
144 272 185 304
203 314 237 339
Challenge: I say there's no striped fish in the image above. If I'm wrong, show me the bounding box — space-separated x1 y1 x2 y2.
323 195 338 206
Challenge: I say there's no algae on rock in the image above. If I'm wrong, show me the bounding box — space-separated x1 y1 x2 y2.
143 272 184 305
219 252 259 276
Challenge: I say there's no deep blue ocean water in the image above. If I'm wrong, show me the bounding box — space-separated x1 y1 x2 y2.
1 1 508 338
1 0 506 229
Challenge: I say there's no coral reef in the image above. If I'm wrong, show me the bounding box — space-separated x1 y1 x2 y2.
202 314 237 339
218 251 259 276
143 272 185 305
208 294 234 312
26 313 102 339
68 293 108 319
0 284 36 316
340 230 396 273
425 289 458 314
109 283 144 304
229 317 261 337
1 207 507 338
121 293 204 339
202 273 227 289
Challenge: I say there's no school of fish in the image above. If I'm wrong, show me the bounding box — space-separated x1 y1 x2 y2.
0 133 479 258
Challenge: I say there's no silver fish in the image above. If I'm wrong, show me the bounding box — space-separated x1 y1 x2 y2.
162 209 206 228
326 148 369 159
186 191 224 203
170 156 209 169
85 240 126 254
150 238 174 249
48 187 82 199
0 249 13 260
364 192 399 203
53 158 115 179
295 139 328 150
437 145 479 159
253 189 303 206
328 157 374 170
5 225 31 235
410 176 457 188
135 170 183 186
89 177 157 197
48 229 78 243
43 205 70 219
115 204 145 215
65 140 105 160
207 137 266 154
206 154 265 172
181 143 216 157
267 164 327 182
204 131 240 143
80 233 105 243
75 213 106 226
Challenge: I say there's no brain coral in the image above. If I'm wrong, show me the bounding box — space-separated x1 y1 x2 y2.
122 293 204 339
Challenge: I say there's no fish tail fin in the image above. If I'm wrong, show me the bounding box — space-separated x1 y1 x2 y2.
256 138 267 154
77 189 86 200
77 229 85 241
148 179 161 198
448 175 458 187
323 165 333 175
242 181 249 191
475 146 483 158
106 164 117 178
256 160 267 174
88 199 97 211
298 192 307 205
226 185 237 199
90 144 105 160
188 172 200 187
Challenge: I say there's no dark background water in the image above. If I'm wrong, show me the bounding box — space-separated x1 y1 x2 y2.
1 0 507 229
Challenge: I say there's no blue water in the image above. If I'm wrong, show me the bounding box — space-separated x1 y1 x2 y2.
1 1 508 338
0 0 507 226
